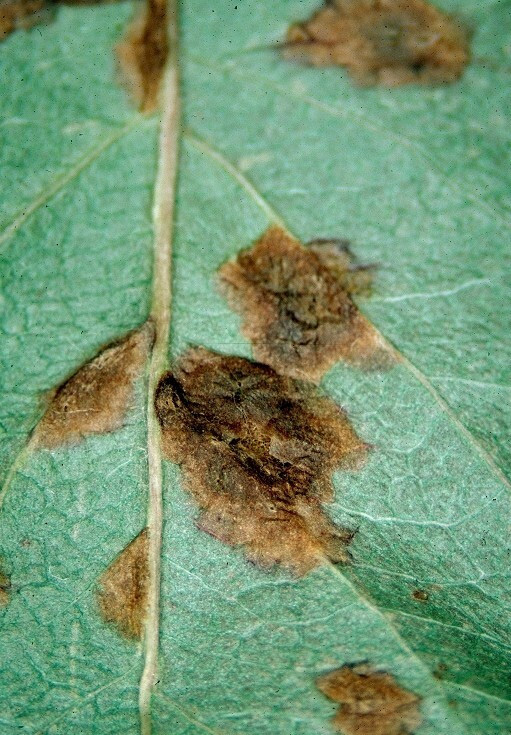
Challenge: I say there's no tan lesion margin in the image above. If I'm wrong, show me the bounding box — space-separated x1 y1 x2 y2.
138 0 179 732
183 130 511 495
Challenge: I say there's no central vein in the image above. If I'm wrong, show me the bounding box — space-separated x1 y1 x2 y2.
139 1 180 733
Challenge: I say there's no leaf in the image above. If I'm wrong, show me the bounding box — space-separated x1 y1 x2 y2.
0 1 510 734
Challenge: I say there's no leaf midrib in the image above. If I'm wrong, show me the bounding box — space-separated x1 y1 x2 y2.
138 2 180 733
3 58 506 500
2 12 508 731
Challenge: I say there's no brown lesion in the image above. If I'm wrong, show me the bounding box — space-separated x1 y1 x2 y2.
218 226 391 382
116 0 168 112
0 566 10 607
155 347 368 575
433 662 448 680
34 321 154 449
1 0 169 113
0 0 52 39
317 663 422 735
412 588 429 602
0 0 124 43
96 528 149 639
283 0 469 86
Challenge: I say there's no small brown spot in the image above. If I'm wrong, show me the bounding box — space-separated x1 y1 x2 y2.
0 566 10 607
412 588 429 602
283 0 469 86
116 0 168 112
433 662 448 680
317 663 422 735
155 348 368 575
34 321 154 449
96 529 149 639
218 226 391 381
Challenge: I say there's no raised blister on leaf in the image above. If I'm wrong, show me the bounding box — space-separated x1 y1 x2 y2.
155 347 368 575
317 663 422 735
96 529 149 639
34 321 154 449
218 226 391 381
284 0 469 86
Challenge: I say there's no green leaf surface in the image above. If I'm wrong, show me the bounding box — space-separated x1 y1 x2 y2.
1 1 510 734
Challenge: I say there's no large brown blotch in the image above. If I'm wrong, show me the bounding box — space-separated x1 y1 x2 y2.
96 529 149 639
34 321 154 449
317 663 422 735
116 0 168 112
284 0 469 86
155 348 367 575
219 226 390 382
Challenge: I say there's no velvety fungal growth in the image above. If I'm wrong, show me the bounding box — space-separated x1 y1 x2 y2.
35 322 154 449
317 663 422 735
284 0 469 86
0 0 166 104
96 529 149 639
116 0 168 112
155 348 367 575
218 226 390 381
0 0 49 40
1 0 124 42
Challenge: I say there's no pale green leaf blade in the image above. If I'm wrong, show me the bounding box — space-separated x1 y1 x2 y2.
1 1 510 734
1 5 156 734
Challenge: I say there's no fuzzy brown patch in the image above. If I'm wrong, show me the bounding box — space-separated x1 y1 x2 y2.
34 322 154 449
218 226 391 381
317 663 422 735
0 567 10 607
116 0 168 112
1 0 167 106
0 0 124 42
155 348 367 575
97 529 149 639
0 0 51 39
284 0 469 86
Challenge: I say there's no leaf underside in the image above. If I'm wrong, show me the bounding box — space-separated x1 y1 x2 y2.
0 1 510 734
